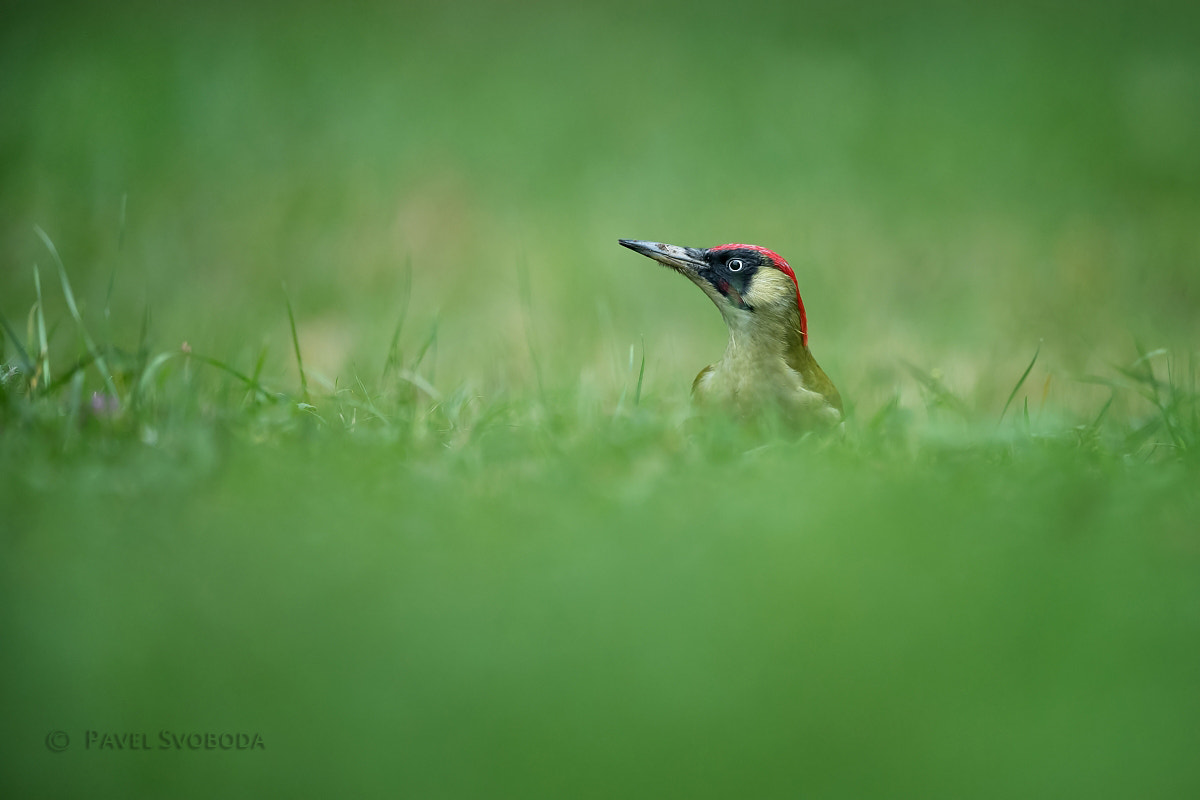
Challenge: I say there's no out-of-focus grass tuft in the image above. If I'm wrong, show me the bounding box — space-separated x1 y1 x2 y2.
1 240 1195 472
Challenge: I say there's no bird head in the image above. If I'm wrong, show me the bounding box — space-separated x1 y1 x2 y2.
618 240 809 346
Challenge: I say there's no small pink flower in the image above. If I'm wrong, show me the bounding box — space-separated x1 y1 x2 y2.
90 392 120 417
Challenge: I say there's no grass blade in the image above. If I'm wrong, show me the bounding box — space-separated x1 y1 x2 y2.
615 344 632 414
104 268 117 325
634 336 646 406
902 361 970 418
35 225 120 400
187 351 277 400
33 263 51 387
1088 392 1115 433
999 341 1040 425
251 345 269 385
117 192 128 254
866 393 904 434
44 352 98 394
412 316 440 373
135 351 180 400
352 369 391 424
382 254 412 381
395 368 442 401
1191 352 1198 446
282 285 309 404
516 257 545 404
137 302 152 356
0 310 35 377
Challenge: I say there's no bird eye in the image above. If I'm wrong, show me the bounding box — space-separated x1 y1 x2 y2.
728 259 744 272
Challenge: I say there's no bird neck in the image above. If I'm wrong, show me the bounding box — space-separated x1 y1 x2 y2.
719 302 806 370
719 301 836 402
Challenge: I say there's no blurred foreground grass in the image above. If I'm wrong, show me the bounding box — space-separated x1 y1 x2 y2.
3 431 1199 798
3 0 1200 797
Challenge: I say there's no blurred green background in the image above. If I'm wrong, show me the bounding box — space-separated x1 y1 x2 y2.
4 0 1198 411
3 1 1200 797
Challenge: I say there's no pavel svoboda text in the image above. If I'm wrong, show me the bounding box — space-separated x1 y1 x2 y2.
84 731 265 750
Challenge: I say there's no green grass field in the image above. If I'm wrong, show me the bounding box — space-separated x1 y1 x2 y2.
3 1 1199 797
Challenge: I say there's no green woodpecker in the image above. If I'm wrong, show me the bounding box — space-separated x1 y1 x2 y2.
619 239 842 427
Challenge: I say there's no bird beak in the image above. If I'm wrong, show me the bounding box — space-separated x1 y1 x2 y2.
620 238 755 313
618 240 708 274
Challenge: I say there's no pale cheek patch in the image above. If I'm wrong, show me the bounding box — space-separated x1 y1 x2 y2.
744 270 796 309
